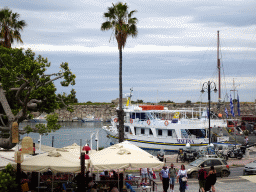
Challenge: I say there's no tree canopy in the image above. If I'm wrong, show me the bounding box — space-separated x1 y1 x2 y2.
0 46 76 139
101 2 138 50
0 7 27 48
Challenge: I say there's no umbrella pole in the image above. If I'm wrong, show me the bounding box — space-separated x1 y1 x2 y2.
38 172 40 192
123 168 125 191
118 170 119 191
51 173 54 192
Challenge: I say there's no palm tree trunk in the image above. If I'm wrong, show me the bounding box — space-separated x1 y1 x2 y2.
118 47 124 143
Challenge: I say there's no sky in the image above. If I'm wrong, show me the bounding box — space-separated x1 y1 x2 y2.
1 0 256 103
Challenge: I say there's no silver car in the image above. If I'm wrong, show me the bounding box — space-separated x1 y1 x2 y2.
187 157 230 178
243 160 256 175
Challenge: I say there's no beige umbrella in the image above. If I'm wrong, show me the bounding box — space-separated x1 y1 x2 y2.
12 143 95 173
90 141 164 170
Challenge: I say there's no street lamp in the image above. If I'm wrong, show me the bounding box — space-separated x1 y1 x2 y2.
201 81 217 145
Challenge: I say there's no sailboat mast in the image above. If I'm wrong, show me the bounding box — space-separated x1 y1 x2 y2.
217 30 221 101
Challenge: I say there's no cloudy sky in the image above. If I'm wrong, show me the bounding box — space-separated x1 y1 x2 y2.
2 0 256 103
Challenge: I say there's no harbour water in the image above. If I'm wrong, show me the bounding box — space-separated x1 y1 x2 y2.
19 121 112 149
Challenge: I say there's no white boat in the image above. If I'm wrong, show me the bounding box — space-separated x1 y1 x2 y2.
30 114 47 123
81 115 103 122
102 92 229 152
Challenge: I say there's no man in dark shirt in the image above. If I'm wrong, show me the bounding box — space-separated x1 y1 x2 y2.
198 164 207 192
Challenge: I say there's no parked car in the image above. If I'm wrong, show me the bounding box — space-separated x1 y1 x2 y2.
187 157 230 178
243 160 256 175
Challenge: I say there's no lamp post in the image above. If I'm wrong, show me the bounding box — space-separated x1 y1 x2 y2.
201 81 217 145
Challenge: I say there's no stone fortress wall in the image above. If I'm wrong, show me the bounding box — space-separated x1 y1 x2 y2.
51 101 256 122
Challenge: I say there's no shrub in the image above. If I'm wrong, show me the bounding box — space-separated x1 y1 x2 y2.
0 164 18 192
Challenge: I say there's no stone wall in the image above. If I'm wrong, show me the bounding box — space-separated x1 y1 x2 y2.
51 102 256 122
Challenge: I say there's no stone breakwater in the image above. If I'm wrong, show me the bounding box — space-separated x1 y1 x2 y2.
49 102 256 122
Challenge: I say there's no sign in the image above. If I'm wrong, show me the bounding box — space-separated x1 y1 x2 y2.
12 122 19 143
14 151 24 163
173 112 180 119
21 137 33 154
177 139 195 144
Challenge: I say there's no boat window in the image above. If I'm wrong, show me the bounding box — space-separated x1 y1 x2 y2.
149 129 153 135
140 113 147 120
141 128 145 134
168 130 172 136
146 112 154 120
134 127 137 135
158 129 162 136
130 113 148 121
186 129 205 138
125 126 129 132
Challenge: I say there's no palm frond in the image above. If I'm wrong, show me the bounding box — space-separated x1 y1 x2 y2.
128 10 137 18
101 2 138 49
128 24 138 38
0 7 26 48
128 17 138 25
101 21 112 31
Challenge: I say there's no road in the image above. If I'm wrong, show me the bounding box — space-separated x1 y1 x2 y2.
129 167 256 192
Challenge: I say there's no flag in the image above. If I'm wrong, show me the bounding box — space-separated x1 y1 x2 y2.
237 93 240 116
230 94 235 117
225 107 228 118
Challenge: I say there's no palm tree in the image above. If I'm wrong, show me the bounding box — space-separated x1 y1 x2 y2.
0 7 27 48
101 2 138 142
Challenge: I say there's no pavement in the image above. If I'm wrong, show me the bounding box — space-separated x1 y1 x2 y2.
154 176 256 192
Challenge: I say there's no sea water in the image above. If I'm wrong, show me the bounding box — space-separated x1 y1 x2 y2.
19 121 112 149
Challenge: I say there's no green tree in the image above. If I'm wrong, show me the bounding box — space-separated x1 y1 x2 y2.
0 47 76 149
0 164 18 192
0 7 27 48
101 2 138 142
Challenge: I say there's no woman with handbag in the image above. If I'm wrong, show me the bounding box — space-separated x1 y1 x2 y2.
177 164 188 192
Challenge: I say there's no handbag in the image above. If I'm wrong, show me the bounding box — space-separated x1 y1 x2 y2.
181 177 187 182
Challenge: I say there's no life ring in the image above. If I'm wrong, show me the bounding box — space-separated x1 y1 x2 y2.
114 118 118 123
164 120 169 126
147 120 151 125
130 119 133 124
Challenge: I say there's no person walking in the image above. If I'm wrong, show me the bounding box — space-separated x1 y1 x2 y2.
244 136 249 145
207 166 217 192
148 168 153 180
140 168 149 184
169 163 177 192
198 164 207 192
159 166 169 192
176 164 187 192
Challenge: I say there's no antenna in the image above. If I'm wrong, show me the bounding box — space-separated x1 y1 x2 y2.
217 30 221 101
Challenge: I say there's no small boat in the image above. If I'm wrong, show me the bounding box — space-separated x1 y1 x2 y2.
81 115 103 123
29 114 47 123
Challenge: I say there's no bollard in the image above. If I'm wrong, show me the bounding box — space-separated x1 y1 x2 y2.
245 148 250 159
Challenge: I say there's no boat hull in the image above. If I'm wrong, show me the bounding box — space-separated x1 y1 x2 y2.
104 129 209 152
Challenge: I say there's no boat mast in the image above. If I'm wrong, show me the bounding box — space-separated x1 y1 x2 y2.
217 30 221 101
